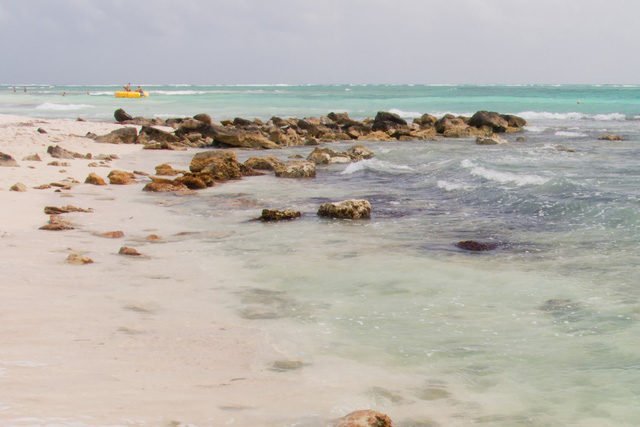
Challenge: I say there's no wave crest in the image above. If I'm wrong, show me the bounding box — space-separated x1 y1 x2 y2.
35 103 94 111
341 159 413 175
461 159 548 186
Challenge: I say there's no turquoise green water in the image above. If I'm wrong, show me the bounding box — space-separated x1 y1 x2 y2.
2 84 640 120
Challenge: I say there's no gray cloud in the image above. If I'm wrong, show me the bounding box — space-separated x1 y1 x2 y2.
1 0 639 84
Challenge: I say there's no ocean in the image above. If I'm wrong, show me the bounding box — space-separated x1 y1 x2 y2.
4 84 640 426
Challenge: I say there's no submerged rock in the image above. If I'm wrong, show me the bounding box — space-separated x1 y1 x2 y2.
98 230 125 239
271 360 304 371
155 163 182 176
598 134 624 141
476 135 508 145
335 410 393 427
259 209 302 222
244 156 284 171
318 199 372 220
455 240 499 251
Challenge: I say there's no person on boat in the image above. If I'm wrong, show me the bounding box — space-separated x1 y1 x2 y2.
123 83 132 92
136 86 144 95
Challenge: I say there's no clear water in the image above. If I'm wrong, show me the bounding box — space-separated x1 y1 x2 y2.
4 84 640 425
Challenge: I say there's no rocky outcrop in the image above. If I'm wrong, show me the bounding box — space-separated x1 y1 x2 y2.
476 135 508 145
108 170 136 185
372 111 407 132
259 209 302 221
93 127 138 144
212 127 279 149
142 178 189 193
307 147 351 165
274 160 316 178
414 113 438 128
318 199 371 219
189 151 244 180
114 108 133 122
193 113 212 125
335 410 393 427
468 111 510 132
0 152 18 167
47 145 84 159
155 163 183 176
137 126 180 144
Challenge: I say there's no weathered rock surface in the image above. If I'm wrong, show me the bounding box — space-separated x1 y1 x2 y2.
335 410 393 427
93 127 138 144
476 135 508 145
37 127 47 134
119 246 142 256
44 205 93 215
274 160 316 178
193 113 212 125
137 126 181 144
114 108 133 122
318 199 372 219
47 145 83 159
85 173 107 186
108 170 136 185
244 156 284 171
142 178 189 193
260 209 302 221
372 111 407 132
66 253 94 265
468 111 510 132
39 215 74 231
98 230 124 239
190 151 243 180
598 134 623 141
22 153 42 162
307 147 351 165
155 163 182 176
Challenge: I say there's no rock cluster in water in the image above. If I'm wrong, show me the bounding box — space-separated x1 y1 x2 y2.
97 109 527 150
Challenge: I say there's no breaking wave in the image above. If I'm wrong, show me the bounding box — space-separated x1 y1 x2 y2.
35 103 94 111
341 159 413 175
517 111 627 121
461 159 549 186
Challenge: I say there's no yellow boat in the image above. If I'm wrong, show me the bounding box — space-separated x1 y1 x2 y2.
114 91 149 98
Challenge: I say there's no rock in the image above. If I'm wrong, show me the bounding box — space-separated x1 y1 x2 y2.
335 410 393 427
33 184 52 190
76 117 86 122
155 163 182 176
142 178 189 192
98 231 124 239
66 253 94 265
142 141 185 151
455 240 499 251
318 199 371 220
146 234 162 241
598 134 623 141
44 205 93 214
556 145 576 153
193 113 212 125
274 160 316 178
516 136 527 142
358 131 393 142
372 111 407 132
260 209 302 221
94 127 138 144
468 111 510 133
307 147 339 165
233 117 253 127
114 108 133 122
39 215 74 231
10 182 27 192
501 114 527 128
108 170 135 185
47 145 79 159
137 126 180 144
37 127 47 134
189 151 243 180
119 246 142 256
84 173 106 186
174 174 209 189
435 115 470 136
22 153 42 161
476 135 508 145
327 111 358 126
346 145 375 161
413 113 438 128
213 128 279 149
47 161 70 167
244 156 284 171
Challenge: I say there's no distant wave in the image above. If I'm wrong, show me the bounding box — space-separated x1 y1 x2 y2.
341 158 413 175
437 180 473 191
35 102 94 111
517 111 627 121
461 159 548 186
555 131 588 137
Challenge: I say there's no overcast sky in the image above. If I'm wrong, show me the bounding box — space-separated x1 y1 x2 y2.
1 0 638 85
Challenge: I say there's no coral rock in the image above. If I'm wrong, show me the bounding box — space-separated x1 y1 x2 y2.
318 200 371 220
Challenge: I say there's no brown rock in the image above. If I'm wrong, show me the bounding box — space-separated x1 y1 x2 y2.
146 234 162 241
108 170 136 185
47 161 70 167
501 114 527 128
85 173 106 186
22 153 42 161
10 182 27 192
66 253 94 265
260 209 302 221
372 111 408 132
98 231 125 238
413 113 438 128
244 156 284 171
346 145 375 161
598 134 624 141
33 184 52 190
114 108 133 122
318 199 371 220
456 240 499 251
94 127 138 144
335 410 393 427
37 127 48 134
39 215 74 231
214 128 280 149
476 135 508 145
47 145 81 159
155 163 182 176
44 205 93 214
175 174 209 189
142 178 189 193
193 113 213 125
274 160 316 178
137 126 180 144
468 111 510 133
189 151 243 180
119 246 142 256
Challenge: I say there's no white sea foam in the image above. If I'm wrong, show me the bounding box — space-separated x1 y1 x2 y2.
555 131 588 137
151 90 210 95
524 126 547 133
341 158 413 175
461 159 548 186
88 91 114 96
437 180 473 191
35 103 94 111
389 108 422 119
517 111 627 121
